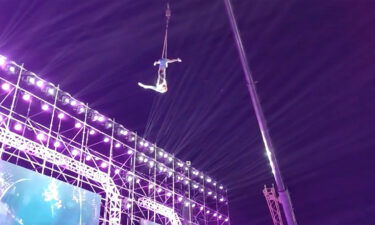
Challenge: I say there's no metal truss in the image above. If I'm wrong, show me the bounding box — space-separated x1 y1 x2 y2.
0 55 230 225
263 185 284 225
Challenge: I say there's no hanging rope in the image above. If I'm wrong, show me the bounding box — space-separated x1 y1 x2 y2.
161 3 171 59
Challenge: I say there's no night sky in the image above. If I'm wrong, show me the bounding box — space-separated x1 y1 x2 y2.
1 0 375 224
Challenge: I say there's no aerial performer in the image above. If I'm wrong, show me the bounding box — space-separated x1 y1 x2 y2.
138 3 181 94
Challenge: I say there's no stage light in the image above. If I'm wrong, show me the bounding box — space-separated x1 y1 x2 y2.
105 121 113 129
114 169 120 174
126 175 133 182
213 182 217 186
158 151 164 157
192 203 196 208
168 156 173 162
127 149 133 155
41 104 49 111
199 188 204 193
115 142 121 148
98 115 105 122
214 195 217 199
157 188 162 193
143 157 148 163
0 55 6 67
219 185 224 190
184 202 190 207
207 191 212 196
8 66 16 74
220 197 225 202
22 93 31 101
60 93 71 105
200 206 204 211
25 75 36 85
167 170 173 177
57 113 65 119
135 178 140 184
148 184 154 189
158 165 164 172
138 155 144 162
225 218 229 222
76 105 85 114
144 142 149 147
206 210 210 214
206 177 212 183
72 149 79 156
36 80 44 88
213 213 217 217
177 197 183 202
70 100 78 106
14 123 22 131
85 155 92 161
1 83 11 91
219 215 222 219
0 115 4 123
149 146 154 151
139 141 144 146
184 167 189 171
75 122 82 128
104 137 110 143
200 174 204 179
100 162 108 168
46 86 56 96
184 180 189 185
36 133 46 141
89 129 96 135
166 192 172 197
192 184 198 189
54 141 61 148
126 203 132 209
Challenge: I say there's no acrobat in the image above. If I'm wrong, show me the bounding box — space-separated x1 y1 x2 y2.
138 58 181 94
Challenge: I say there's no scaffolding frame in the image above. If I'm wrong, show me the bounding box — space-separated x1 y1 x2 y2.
0 55 230 225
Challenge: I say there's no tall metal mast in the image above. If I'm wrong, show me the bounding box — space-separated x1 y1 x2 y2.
223 0 298 224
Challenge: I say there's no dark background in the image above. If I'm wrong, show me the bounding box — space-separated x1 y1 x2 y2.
1 0 374 224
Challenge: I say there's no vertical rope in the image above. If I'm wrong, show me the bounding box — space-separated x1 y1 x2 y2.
161 3 171 59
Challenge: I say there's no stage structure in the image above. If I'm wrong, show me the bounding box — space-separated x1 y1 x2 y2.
0 55 230 225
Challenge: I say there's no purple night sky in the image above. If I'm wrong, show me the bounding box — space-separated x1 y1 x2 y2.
1 0 375 224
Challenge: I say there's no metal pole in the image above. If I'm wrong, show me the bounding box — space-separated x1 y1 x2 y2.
223 0 297 224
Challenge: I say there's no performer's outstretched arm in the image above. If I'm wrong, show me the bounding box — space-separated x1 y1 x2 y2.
167 58 182 64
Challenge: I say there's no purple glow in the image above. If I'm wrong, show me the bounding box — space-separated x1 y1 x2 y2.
85 155 92 161
54 141 61 148
158 151 164 157
22 93 31 102
166 192 172 197
100 162 108 168
36 133 46 141
206 210 210 214
1 83 11 91
213 213 217 217
149 146 154 151
0 115 3 122
219 215 222 219
177 196 183 202
41 104 49 111
126 175 133 182
206 177 212 183
225 218 229 222
208 191 212 195
144 142 149 147
220 197 225 202
14 123 22 131
89 129 96 135
192 203 196 208
103 137 110 143
120 129 128 135
200 206 204 211
157 188 162 193
115 142 121 148
127 149 133 155
184 202 190 207
57 113 65 119
219 185 224 190
115 169 120 174
28 77 36 85
75 122 82 128
148 184 154 189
